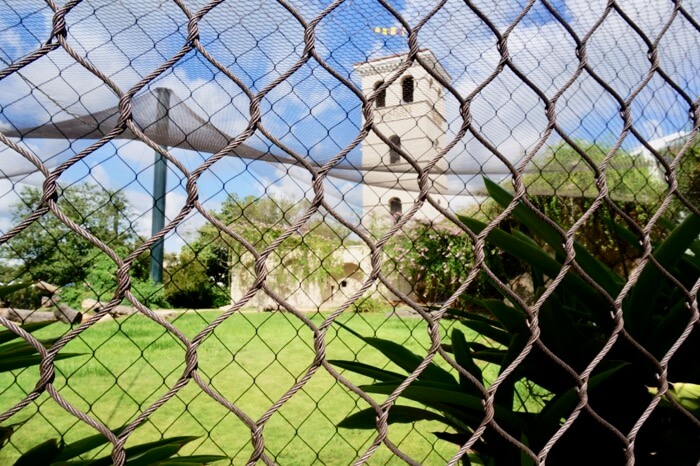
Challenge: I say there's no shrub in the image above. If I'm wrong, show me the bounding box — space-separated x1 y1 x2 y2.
333 179 700 465
384 219 522 306
60 253 169 310
350 297 390 314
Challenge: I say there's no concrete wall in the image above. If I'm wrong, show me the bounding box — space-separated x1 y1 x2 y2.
229 244 413 310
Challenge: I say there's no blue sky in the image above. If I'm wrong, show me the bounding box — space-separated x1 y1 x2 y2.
1 0 698 252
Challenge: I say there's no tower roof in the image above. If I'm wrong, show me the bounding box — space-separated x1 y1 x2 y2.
354 49 451 83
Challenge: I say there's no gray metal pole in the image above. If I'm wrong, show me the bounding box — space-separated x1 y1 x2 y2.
150 87 170 284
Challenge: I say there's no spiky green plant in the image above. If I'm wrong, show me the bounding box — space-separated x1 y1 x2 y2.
333 179 700 465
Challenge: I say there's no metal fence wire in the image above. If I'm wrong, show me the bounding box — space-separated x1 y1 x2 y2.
0 0 698 464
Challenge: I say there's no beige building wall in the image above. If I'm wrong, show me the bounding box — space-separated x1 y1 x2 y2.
354 50 452 225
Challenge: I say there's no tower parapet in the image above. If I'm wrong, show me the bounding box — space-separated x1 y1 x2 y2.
354 50 451 225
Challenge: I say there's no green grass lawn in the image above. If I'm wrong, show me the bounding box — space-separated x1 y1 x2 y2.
0 310 502 465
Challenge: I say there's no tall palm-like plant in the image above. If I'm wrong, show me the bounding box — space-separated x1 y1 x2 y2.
332 179 700 465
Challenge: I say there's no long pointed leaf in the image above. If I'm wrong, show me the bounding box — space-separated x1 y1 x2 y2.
329 360 406 382
484 178 622 295
13 439 61 466
0 353 84 373
471 352 508 366
626 213 700 337
651 300 695 357
432 431 470 447
339 405 454 429
0 322 55 345
54 426 127 461
483 178 563 251
452 328 483 391
335 322 457 386
606 219 643 253
126 444 183 466
67 437 201 466
457 214 608 315
359 382 522 429
460 320 511 348
0 338 61 358
494 332 529 409
152 456 228 465
533 363 627 441
481 300 528 335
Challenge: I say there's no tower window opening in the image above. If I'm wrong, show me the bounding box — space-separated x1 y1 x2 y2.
374 81 386 108
402 75 414 103
389 135 401 164
389 197 402 221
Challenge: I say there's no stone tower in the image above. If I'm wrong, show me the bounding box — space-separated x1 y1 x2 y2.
354 49 450 225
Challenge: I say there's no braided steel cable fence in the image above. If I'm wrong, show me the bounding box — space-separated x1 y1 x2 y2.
0 0 699 464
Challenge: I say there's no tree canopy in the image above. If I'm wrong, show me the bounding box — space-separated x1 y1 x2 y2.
1 184 138 286
524 141 664 202
0 183 163 307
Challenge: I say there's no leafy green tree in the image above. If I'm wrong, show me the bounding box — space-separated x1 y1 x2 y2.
677 139 700 207
504 141 664 273
164 250 229 309
662 134 700 218
525 141 664 202
0 183 163 307
382 218 520 305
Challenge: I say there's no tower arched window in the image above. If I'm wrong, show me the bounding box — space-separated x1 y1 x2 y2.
402 75 414 103
389 135 401 164
374 81 386 108
389 197 402 221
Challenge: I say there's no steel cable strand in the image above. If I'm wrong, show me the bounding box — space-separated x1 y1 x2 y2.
431 2 551 460
394 3 552 463
28 226 133 459
0 134 51 180
536 86 637 463
110 343 199 466
29 156 199 453
646 126 700 217
616 254 700 458
456 113 626 462
0 1 130 248
468 16 636 457
532 0 665 294
105 3 288 461
439 0 660 458
160 3 364 459
428 116 547 465
445 238 539 466
537 35 659 466
524 5 699 459
613 0 700 217
651 276 700 430
26 4 215 462
345 4 524 462
0 317 53 423
247 2 456 461
0 0 74 81
616 4 700 217
61 49 229 466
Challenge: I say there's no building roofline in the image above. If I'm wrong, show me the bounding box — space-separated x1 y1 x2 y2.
353 49 451 82
354 48 431 66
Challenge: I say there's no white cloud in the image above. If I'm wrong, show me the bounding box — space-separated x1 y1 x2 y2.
0 0 697 211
